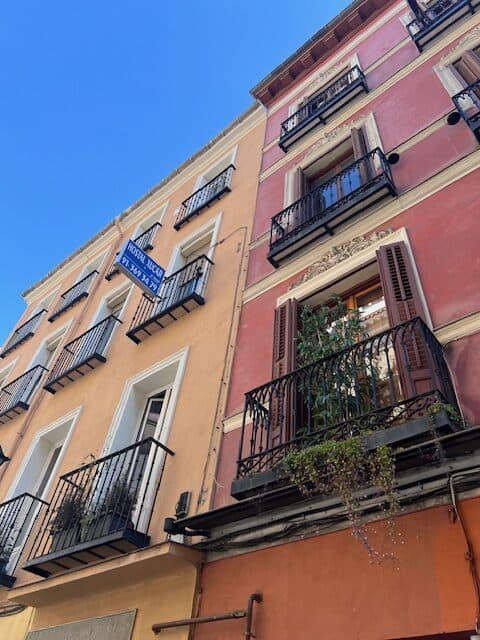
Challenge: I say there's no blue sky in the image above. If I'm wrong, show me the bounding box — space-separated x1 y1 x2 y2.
0 0 351 343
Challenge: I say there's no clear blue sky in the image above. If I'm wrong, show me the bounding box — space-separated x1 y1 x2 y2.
0 0 351 343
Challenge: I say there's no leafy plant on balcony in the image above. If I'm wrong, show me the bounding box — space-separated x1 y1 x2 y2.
101 476 137 517
50 492 86 533
282 438 398 562
285 295 399 560
296 295 378 432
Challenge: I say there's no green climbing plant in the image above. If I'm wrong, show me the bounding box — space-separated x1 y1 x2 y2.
284 295 399 560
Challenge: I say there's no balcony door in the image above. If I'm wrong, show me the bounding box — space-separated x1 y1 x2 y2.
130 388 172 532
295 128 369 227
270 242 430 449
6 442 63 572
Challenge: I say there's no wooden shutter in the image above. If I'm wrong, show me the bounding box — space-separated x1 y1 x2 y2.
272 299 298 378
270 299 299 451
455 51 480 85
377 242 426 326
377 241 433 399
351 127 369 184
292 167 308 202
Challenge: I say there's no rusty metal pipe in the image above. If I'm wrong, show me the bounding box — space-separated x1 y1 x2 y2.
245 592 263 639
152 610 246 634
151 592 263 636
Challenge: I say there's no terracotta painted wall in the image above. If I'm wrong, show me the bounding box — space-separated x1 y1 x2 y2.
195 497 480 640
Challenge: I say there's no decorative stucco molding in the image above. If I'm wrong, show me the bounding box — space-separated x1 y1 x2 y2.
300 116 367 166
440 24 480 62
288 228 394 290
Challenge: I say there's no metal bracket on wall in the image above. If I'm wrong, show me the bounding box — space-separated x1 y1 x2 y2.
151 592 263 638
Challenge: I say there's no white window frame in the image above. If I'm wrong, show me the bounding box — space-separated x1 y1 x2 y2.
166 213 222 276
27 321 71 372
131 202 168 240
434 28 480 111
4 407 81 573
284 112 384 207
0 359 18 389
190 147 238 193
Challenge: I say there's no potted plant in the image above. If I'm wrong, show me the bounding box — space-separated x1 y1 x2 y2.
0 542 13 575
86 476 137 541
50 492 85 552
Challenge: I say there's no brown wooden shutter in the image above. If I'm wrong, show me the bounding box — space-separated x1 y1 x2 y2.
272 299 298 378
457 51 480 84
377 241 433 399
351 127 369 184
292 167 308 202
271 299 299 450
351 127 368 159
377 241 426 326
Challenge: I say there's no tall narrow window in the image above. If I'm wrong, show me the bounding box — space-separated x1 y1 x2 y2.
453 47 480 85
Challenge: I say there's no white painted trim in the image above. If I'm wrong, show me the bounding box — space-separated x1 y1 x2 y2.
102 346 190 454
166 212 222 274
132 201 169 239
27 319 72 371
223 412 244 433
92 281 134 325
0 358 18 388
191 147 238 192
6 406 83 500
436 311 480 343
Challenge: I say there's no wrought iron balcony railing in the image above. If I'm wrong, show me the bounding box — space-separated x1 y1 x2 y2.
44 315 120 394
0 365 48 424
0 310 47 358
0 493 48 587
174 165 235 230
106 222 161 280
452 80 480 140
127 255 213 344
268 148 395 267
232 318 459 496
23 437 174 578
406 0 479 51
48 270 98 322
279 66 368 151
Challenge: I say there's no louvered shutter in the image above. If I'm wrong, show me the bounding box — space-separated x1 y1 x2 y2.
377 242 433 399
270 299 299 452
456 51 480 85
351 127 370 185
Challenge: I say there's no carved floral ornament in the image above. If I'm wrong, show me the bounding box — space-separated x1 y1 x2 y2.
440 24 480 62
288 228 394 290
298 116 367 166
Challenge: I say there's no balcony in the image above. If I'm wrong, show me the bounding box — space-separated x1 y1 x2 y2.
0 493 48 587
0 310 46 358
279 66 368 151
174 165 235 230
406 0 479 51
452 80 480 141
48 271 98 322
127 255 213 344
105 222 161 281
44 315 120 394
267 148 395 267
0 365 47 424
23 438 173 578
232 318 460 499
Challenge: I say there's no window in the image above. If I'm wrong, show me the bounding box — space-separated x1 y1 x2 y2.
290 127 369 205
31 332 64 371
4 411 77 574
452 46 480 85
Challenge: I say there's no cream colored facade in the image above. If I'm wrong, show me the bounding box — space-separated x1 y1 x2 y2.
0 104 265 639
